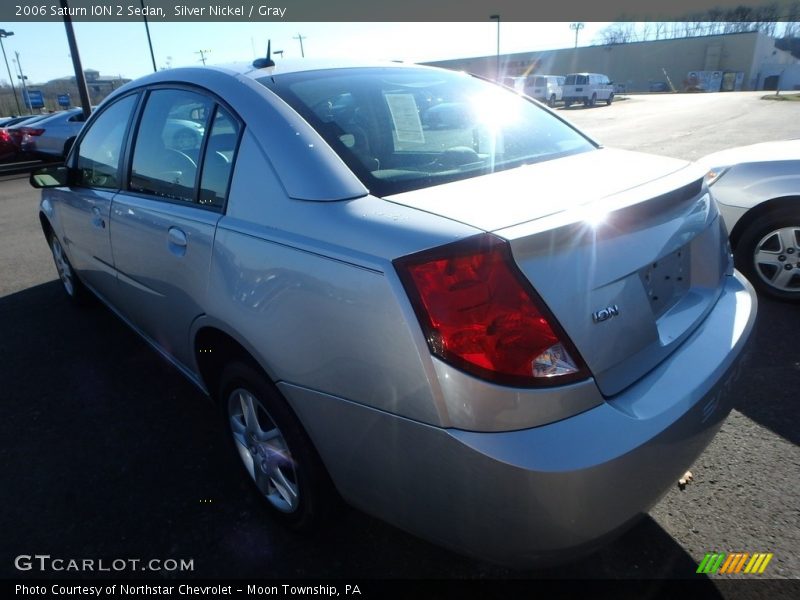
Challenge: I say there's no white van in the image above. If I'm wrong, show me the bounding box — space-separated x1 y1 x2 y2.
562 73 614 107
501 76 527 92
524 75 565 107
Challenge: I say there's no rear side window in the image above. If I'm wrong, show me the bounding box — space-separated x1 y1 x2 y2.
75 94 137 189
264 68 594 196
129 89 213 203
199 106 240 209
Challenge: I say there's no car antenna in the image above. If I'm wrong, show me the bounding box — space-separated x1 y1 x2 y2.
252 40 275 69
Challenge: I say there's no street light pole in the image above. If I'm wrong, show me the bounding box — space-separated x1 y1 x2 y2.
490 15 500 80
570 22 585 49
14 51 31 111
0 29 21 115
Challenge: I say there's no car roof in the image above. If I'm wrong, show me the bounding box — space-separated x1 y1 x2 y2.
111 59 442 92
231 58 433 79
34 108 84 123
7 114 51 128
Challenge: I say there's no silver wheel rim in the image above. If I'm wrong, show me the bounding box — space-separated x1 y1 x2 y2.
753 226 800 293
51 237 75 297
228 388 299 513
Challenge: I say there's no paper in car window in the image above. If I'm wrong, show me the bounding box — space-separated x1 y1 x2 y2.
385 93 425 143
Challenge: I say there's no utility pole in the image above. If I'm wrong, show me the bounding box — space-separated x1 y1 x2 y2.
60 0 92 120
293 33 306 58
195 49 211 66
570 22 585 49
140 0 157 72
0 30 21 115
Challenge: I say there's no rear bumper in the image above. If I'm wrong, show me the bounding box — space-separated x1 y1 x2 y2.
280 271 756 567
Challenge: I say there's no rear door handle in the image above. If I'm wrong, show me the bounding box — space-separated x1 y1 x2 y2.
168 226 187 247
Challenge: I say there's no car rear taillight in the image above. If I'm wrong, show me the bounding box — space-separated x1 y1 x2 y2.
0 129 9 142
20 127 44 136
394 233 588 387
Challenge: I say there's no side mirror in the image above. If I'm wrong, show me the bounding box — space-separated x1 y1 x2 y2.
30 165 69 189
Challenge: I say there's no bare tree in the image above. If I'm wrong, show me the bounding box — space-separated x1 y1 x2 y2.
597 6 791 50
597 22 640 45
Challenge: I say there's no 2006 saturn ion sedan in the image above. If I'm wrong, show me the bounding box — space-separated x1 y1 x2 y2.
31 58 756 567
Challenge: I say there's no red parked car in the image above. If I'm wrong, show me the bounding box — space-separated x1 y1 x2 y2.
0 114 51 163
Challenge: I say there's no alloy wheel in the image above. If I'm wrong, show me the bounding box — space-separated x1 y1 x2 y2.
753 226 800 293
50 237 75 297
227 387 300 513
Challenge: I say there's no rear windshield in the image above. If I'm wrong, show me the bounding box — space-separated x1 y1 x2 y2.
260 67 594 196
565 74 589 85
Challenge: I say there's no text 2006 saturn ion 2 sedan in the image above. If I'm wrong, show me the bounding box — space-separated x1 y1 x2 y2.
31 59 756 567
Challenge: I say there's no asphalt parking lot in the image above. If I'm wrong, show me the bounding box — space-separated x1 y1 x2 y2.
0 92 798 590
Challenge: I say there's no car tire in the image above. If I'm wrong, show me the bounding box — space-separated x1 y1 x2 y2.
220 361 339 531
588 93 597 107
734 209 800 302
548 94 556 107
48 233 91 305
606 93 614 106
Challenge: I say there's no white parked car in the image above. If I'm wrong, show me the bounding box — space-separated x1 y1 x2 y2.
699 139 800 302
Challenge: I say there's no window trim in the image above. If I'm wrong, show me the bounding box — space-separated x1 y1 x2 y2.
121 83 244 215
195 104 243 214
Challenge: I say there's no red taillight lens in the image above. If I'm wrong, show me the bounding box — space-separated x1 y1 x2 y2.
395 234 588 387
0 130 9 142
20 127 44 136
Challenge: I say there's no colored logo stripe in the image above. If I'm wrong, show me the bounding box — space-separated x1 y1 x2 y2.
697 552 773 574
719 553 749 573
744 553 773 574
697 553 726 574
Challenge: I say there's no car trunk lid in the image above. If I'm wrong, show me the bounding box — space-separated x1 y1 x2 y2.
386 148 729 396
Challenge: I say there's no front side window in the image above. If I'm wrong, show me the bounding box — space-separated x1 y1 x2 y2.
75 94 137 189
130 89 213 203
262 68 595 196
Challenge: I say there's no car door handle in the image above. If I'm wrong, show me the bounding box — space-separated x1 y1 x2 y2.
167 227 186 248
91 206 105 229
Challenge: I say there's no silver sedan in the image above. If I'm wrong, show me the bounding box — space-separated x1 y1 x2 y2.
700 140 800 302
31 59 756 567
